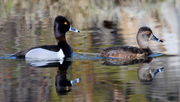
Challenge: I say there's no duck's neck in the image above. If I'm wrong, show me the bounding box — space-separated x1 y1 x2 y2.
136 36 152 54
56 35 66 43
136 35 149 49
57 35 73 57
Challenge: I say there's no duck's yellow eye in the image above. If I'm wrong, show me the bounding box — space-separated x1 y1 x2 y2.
64 22 68 25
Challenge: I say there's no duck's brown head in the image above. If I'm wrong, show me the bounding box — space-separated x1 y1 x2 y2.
136 26 163 49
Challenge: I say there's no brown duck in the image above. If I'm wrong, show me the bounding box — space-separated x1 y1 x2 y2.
101 26 163 59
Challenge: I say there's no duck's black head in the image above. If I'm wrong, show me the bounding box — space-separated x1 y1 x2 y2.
137 26 163 49
54 16 80 39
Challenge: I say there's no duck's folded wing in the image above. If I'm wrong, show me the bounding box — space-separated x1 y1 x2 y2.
12 45 58 59
100 46 145 58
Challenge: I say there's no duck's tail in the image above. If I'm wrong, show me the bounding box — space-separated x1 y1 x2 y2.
10 51 25 59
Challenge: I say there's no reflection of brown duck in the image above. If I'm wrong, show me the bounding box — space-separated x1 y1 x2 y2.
101 26 163 59
102 57 164 82
137 64 164 82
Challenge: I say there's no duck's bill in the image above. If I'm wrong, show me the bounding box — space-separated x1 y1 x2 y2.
69 26 80 32
150 34 163 42
70 78 80 85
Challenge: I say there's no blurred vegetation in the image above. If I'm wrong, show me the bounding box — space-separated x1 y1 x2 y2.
0 0 171 29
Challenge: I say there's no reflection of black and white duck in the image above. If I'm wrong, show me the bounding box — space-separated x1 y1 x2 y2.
13 16 80 60
27 59 80 95
55 61 80 95
101 26 163 59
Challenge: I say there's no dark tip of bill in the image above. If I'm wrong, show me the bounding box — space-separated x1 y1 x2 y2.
160 39 163 42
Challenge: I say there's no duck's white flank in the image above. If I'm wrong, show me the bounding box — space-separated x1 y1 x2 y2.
25 48 65 60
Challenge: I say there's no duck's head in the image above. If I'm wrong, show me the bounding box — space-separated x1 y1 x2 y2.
137 26 163 49
54 16 80 40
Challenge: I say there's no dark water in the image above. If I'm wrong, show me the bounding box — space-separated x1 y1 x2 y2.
0 0 180 102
